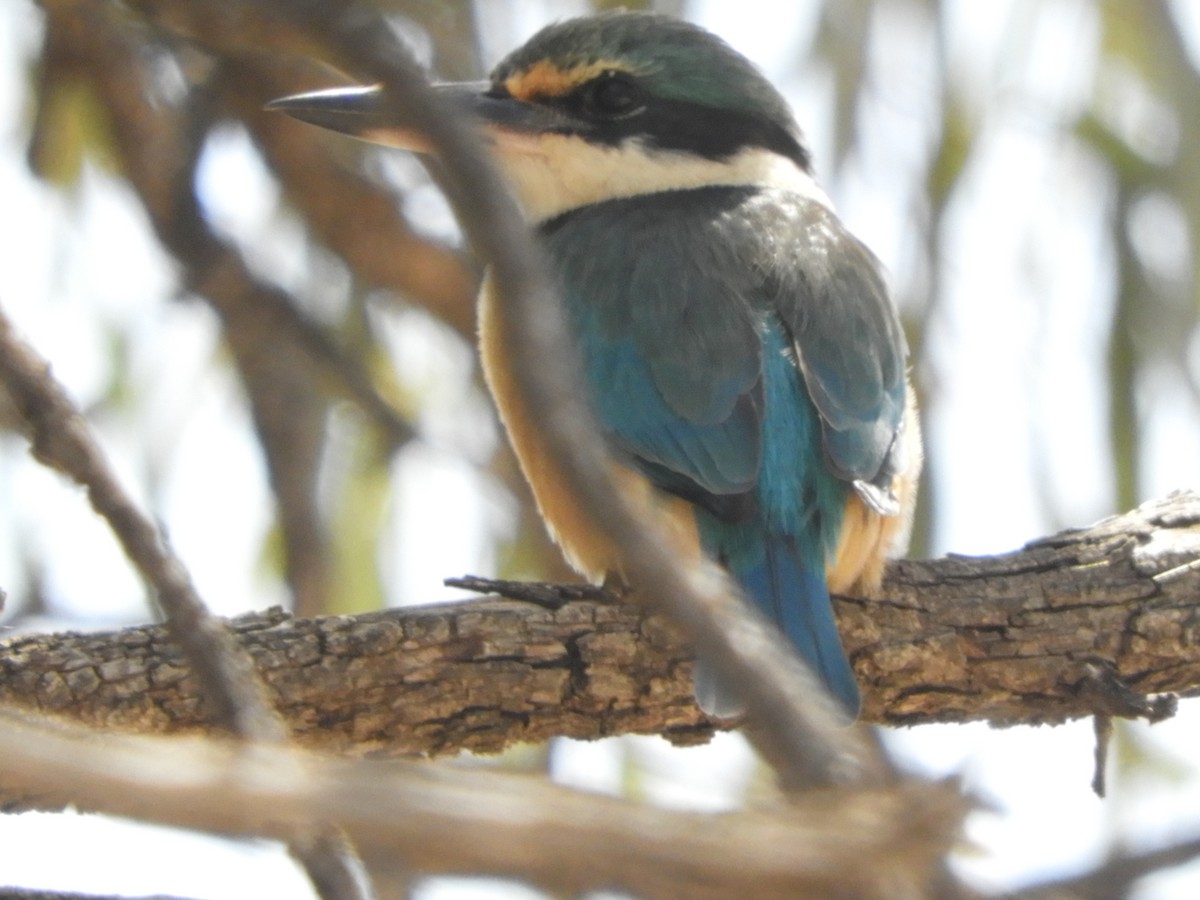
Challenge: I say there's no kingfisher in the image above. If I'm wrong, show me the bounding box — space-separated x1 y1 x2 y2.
269 12 920 718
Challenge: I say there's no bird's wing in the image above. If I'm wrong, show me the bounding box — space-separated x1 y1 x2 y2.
754 193 909 508
539 187 908 517
540 190 766 515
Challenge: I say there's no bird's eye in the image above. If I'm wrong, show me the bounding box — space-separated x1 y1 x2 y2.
580 72 644 118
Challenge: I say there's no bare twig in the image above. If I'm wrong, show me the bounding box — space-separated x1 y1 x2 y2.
0 309 279 739
0 304 370 897
1018 835 1200 899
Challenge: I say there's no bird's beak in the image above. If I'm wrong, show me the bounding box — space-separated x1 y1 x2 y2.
266 82 569 152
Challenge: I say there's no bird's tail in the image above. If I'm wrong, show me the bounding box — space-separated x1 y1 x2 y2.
694 534 861 720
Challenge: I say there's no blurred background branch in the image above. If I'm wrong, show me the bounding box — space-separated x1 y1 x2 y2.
0 707 969 900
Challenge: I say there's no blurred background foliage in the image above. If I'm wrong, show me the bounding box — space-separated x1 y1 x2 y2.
1 0 1200 895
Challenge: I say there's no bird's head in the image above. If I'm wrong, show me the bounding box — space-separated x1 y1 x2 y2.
270 12 824 221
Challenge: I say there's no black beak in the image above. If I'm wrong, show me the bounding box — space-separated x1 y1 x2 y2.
266 82 571 150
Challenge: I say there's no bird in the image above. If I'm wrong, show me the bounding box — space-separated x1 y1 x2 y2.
269 11 920 719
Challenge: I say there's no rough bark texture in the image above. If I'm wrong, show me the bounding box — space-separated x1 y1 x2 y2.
1 492 1196 757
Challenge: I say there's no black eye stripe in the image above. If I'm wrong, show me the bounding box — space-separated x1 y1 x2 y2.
591 77 638 113
574 71 645 119
512 70 810 170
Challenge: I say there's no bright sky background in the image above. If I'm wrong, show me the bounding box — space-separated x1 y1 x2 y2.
0 0 1198 897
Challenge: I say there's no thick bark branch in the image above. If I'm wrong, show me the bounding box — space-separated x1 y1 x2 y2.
0 492 1195 756
858 490 1199 725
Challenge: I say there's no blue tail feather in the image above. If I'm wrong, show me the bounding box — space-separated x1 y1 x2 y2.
744 539 861 716
694 533 861 720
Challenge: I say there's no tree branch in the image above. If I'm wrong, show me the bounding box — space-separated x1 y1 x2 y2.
0 708 967 900
859 490 1200 725
0 492 1194 756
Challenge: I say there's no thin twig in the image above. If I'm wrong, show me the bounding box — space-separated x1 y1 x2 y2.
0 307 371 899
0 309 279 738
1019 835 1200 899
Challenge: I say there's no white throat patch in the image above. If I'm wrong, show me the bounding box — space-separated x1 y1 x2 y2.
484 130 832 222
